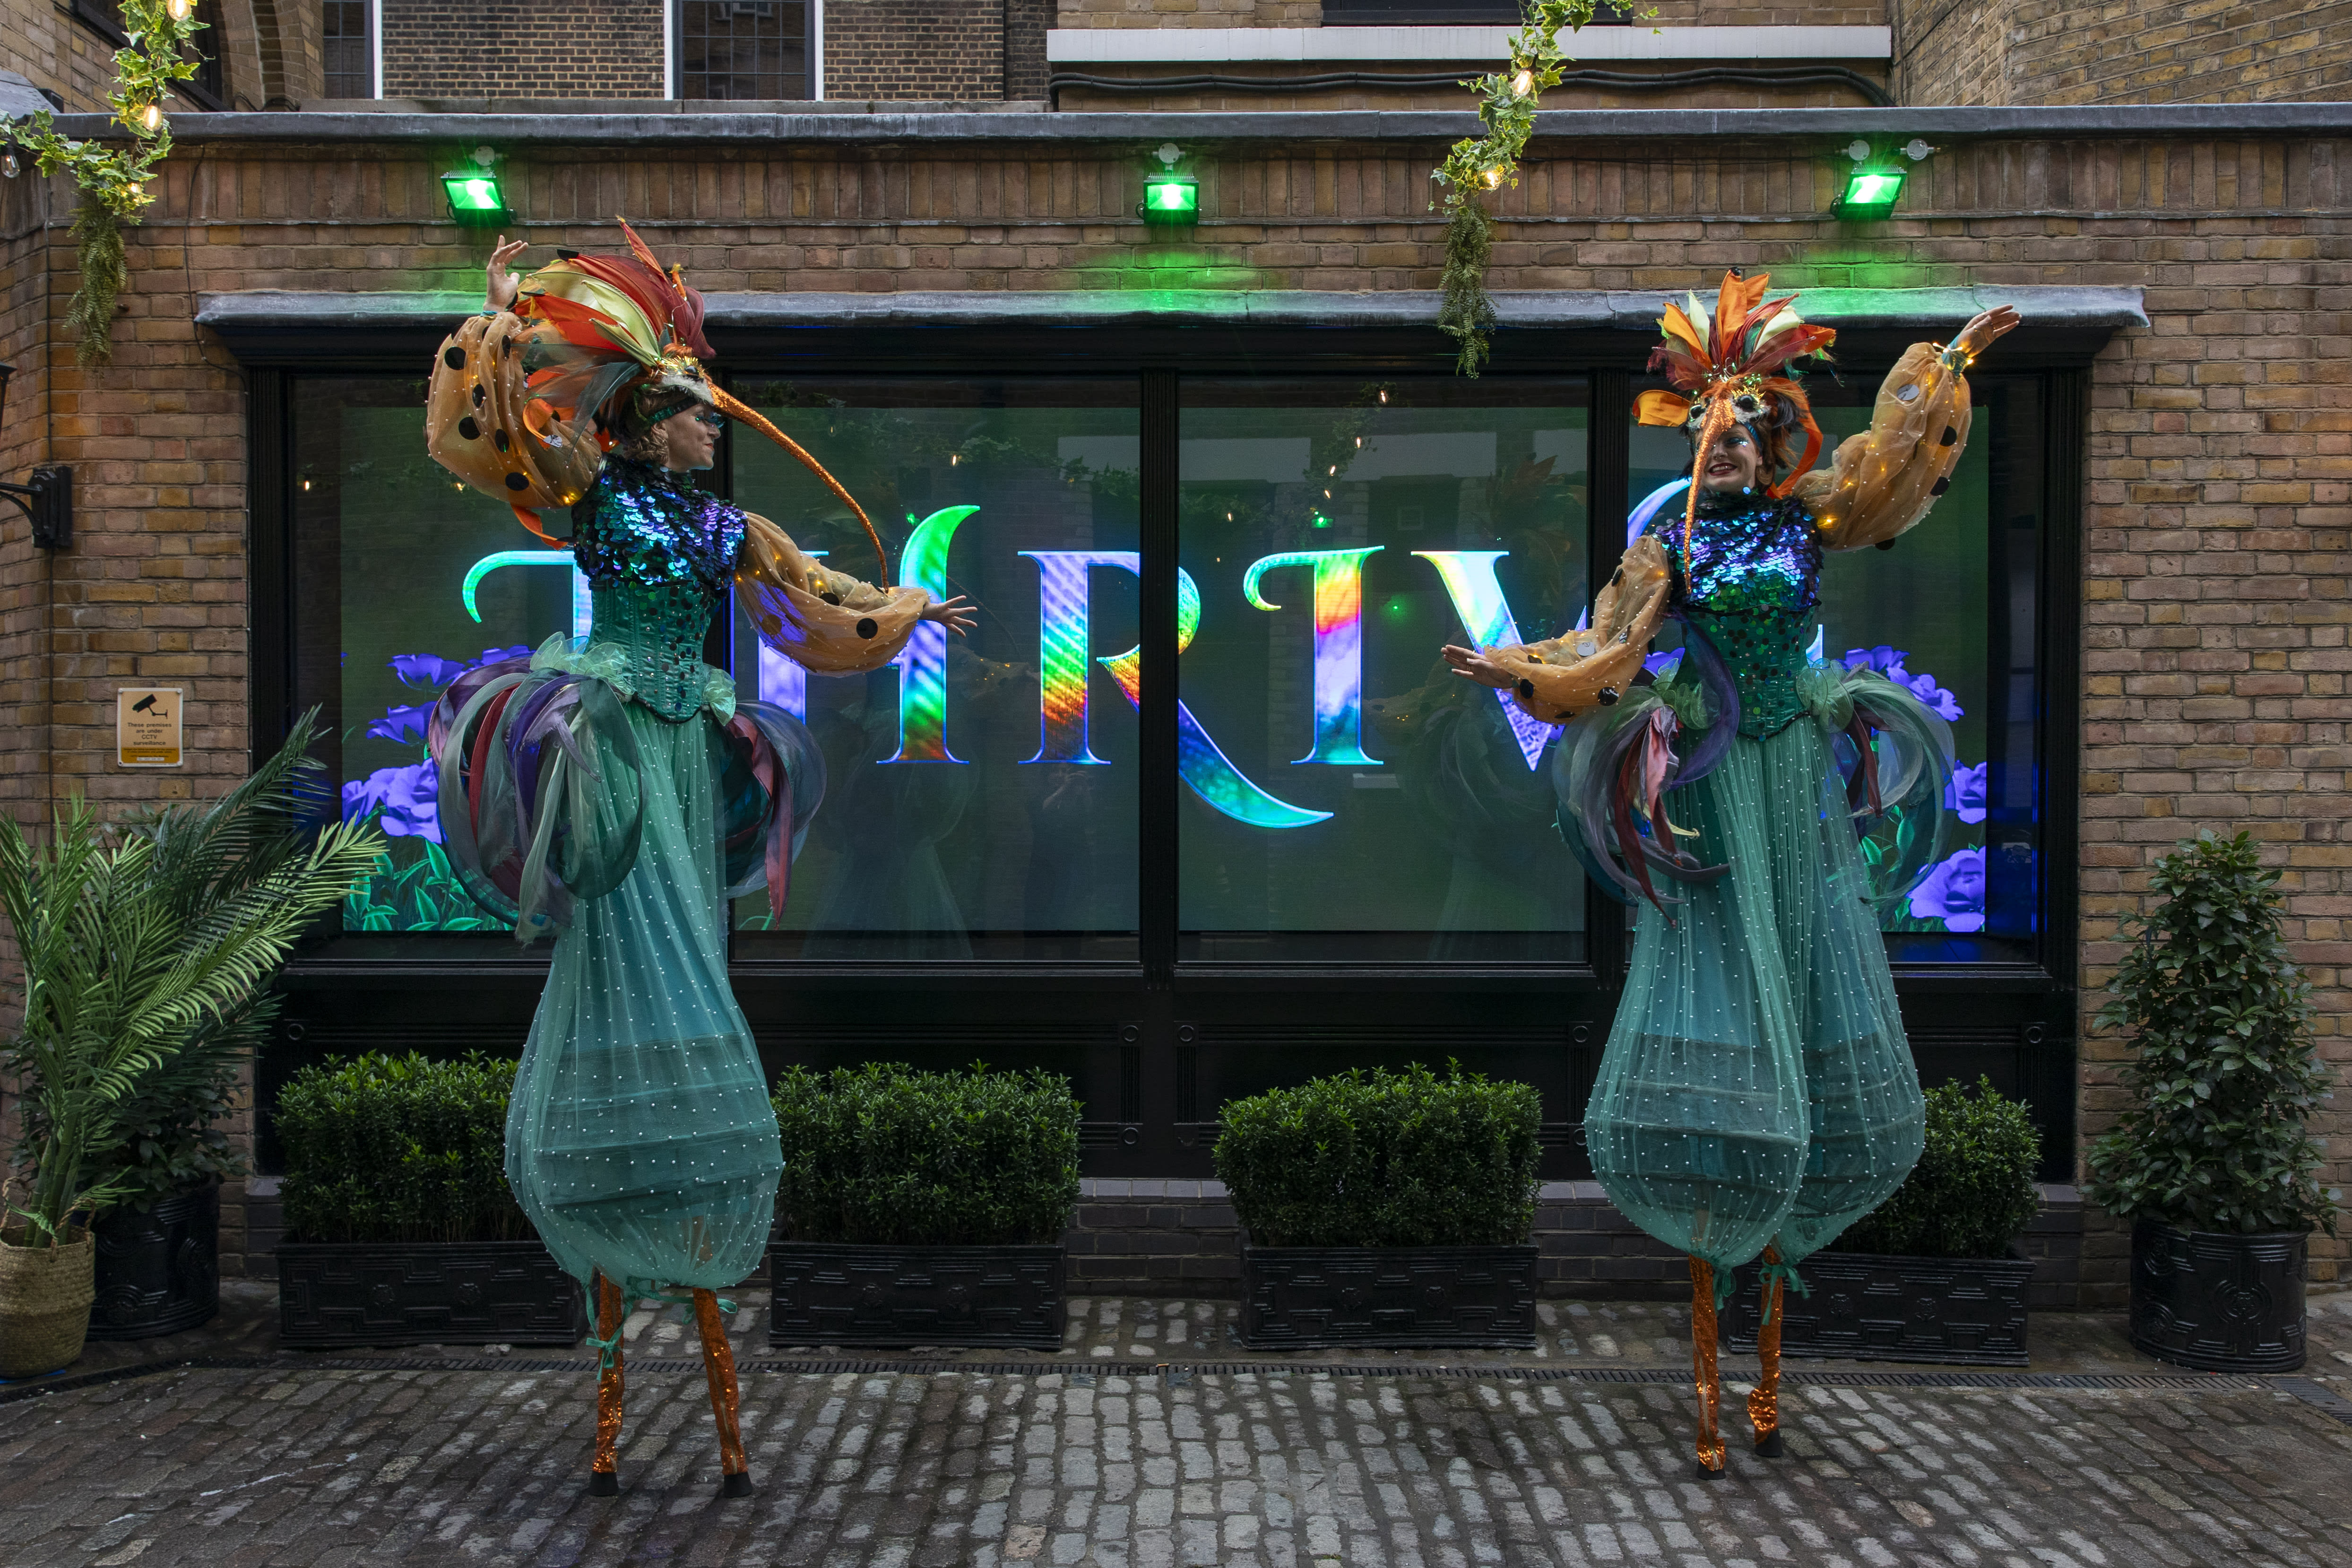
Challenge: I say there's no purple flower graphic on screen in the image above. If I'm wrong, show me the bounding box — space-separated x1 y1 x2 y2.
1643 649 1684 681
477 644 532 668
1908 846 1986 932
389 652 468 690
368 702 432 745
1946 761 1989 825
1843 645 1963 721
341 762 441 842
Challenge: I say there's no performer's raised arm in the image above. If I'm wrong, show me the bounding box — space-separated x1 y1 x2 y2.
1792 305 2019 551
1439 535 1674 725
735 511 975 675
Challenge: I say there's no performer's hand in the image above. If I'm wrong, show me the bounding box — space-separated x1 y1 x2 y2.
1441 644 1514 689
484 235 528 312
1953 305 2019 362
922 595 978 636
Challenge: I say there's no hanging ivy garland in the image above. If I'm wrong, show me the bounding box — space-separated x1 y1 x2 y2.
6 0 206 366
1434 0 1644 377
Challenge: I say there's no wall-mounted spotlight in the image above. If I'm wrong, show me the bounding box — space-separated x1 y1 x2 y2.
1139 141 1197 226
441 145 512 227
1833 138 1934 220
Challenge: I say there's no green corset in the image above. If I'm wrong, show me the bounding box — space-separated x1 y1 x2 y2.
579 580 727 722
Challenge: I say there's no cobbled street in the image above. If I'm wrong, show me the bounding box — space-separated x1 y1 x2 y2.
3 1290 2348 1568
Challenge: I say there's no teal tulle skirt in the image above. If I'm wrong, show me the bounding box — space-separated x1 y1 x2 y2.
1563 658 1946 1285
430 652 824 1299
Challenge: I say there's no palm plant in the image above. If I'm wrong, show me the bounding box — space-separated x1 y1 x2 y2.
0 713 385 1245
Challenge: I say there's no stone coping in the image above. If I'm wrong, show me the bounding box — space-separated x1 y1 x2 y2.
43 102 2352 147
1043 26 1894 63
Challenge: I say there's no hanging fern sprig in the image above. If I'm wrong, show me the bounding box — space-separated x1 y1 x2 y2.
6 0 207 366
1433 0 1646 376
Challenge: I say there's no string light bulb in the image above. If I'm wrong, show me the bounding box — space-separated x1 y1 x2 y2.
139 104 161 132
1484 169 1502 189
166 0 190 17
1512 69 1534 96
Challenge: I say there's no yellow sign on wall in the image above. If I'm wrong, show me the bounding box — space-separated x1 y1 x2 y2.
117 687 184 768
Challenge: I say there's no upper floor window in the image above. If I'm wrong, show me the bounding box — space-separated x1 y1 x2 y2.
76 0 227 108
675 0 811 101
322 0 373 99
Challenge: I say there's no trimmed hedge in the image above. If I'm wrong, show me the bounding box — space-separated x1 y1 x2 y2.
773 1064 1081 1247
1833 1076 2041 1260
276 1052 531 1244
1213 1065 1542 1248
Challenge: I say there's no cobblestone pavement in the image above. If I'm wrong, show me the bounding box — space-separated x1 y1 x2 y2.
5 1290 2347 1568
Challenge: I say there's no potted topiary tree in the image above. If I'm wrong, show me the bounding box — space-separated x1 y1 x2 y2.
0 715 382 1375
769 1063 1081 1350
2084 830 2341 1372
1726 1077 2043 1366
273 1051 586 1348
1214 1064 1543 1349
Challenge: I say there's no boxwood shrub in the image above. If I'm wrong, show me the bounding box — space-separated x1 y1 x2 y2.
276 1052 531 1244
1832 1076 2041 1259
773 1063 1081 1247
1212 1064 1541 1248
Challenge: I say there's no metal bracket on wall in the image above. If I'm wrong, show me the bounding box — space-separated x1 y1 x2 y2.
0 463 70 550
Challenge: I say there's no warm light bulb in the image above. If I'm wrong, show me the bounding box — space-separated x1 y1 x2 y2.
166 0 190 17
1 153 16 180
140 104 161 132
1512 69 1533 95
1484 169 1501 189
1378 390 1387 404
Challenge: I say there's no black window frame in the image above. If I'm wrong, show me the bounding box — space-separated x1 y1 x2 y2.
671 0 814 102
73 0 227 111
244 317 2087 1181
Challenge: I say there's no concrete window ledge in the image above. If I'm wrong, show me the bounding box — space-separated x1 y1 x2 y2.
1046 26 1893 65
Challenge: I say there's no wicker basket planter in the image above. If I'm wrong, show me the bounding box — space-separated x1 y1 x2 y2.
88 1179 221 1342
1238 1245 1539 1350
0 1228 96 1378
1723 1250 2034 1367
769 1242 1066 1350
276 1239 586 1349
2128 1222 2307 1373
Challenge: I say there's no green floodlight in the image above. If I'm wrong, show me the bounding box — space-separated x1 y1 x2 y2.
441 169 511 226
1834 166 1906 218
1140 171 1199 223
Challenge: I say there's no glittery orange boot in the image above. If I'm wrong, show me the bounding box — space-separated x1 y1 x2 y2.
589 1274 625 1496
693 1288 753 1498
1688 1256 1725 1481
1750 1245 1786 1457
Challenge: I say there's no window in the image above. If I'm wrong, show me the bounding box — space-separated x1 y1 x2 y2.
675 0 811 101
322 0 372 99
75 0 226 108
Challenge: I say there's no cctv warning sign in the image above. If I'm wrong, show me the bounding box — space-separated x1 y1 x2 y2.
117 688 183 768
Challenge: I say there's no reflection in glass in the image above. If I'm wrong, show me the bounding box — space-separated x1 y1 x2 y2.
1178 381 1591 962
728 381 1141 961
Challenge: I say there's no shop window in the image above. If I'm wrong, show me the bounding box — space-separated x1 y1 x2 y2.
674 0 811 100
322 0 372 99
1177 379 1593 963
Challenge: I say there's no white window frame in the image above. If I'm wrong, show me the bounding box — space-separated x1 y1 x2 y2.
369 0 383 99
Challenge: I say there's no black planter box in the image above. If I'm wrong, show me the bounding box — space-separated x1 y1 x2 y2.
1238 1245 1539 1349
89 1180 220 1341
1724 1250 2033 1366
2128 1222 2307 1372
770 1242 1066 1349
276 1240 587 1348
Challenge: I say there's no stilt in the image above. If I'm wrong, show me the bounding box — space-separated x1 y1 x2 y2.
590 1273 626 1495
1749 1245 1785 1458
692 1287 753 1497
1688 1256 1725 1480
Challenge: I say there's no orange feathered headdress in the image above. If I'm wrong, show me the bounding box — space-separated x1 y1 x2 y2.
1632 270 1837 549
511 218 891 582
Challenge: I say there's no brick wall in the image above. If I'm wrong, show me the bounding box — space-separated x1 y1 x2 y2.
1894 0 2352 106
822 0 1006 100
381 0 665 99
0 115 2342 1299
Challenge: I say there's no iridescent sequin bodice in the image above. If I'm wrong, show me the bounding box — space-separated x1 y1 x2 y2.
571 458 747 722
1649 493 1820 737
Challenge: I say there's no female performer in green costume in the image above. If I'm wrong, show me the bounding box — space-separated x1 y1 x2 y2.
1444 272 2017 1476
424 228 974 1497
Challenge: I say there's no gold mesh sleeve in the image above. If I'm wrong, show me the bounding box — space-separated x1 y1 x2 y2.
1487 535 1672 725
1791 342 1974 552
735 511 929 676
425 313 604 529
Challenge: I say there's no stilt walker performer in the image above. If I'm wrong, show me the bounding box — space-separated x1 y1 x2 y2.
1443 273 2017 1477
422 225 975 1496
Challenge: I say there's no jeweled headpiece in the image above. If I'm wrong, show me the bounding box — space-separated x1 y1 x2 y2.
1632 270 1837 548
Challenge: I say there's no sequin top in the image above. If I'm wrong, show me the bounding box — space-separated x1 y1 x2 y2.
569 457 747 722
1646 491 1821 738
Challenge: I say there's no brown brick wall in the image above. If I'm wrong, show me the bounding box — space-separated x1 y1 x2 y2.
1895 0 2352 106
0 120 2342 1296
381 0 665 99
822 0 1005 100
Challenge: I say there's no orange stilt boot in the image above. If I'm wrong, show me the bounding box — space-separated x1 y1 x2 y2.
589 1274 626 1496
693 1288 753 1498
1689 1256 1725 1481
1750 1245 1785 1458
